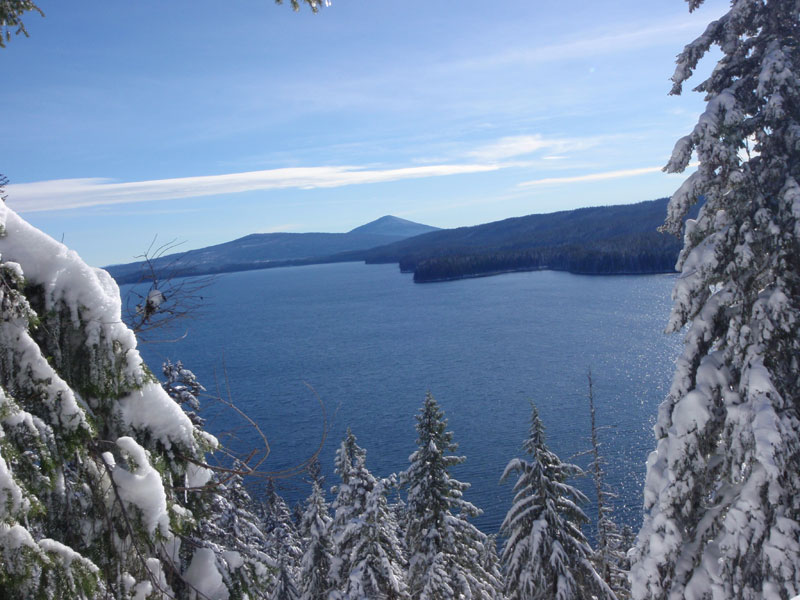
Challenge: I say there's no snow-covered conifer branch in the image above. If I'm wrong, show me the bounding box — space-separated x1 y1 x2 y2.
632 1 800 597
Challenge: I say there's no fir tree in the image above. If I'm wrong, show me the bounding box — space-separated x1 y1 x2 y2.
500 404 612 600
0 203 275 597
632 1 800 598
298 480 334 600
586 372 629 599
193 470 279 599
402 393 503 600
162 359 205 427
270 555 301 600
263 478 303 565
329 429 408 600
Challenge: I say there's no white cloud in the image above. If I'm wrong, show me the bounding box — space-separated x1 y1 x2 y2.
468 135 552 161
7 163 501 213
467 134 603 162
518 166 665 187
454 19 698 72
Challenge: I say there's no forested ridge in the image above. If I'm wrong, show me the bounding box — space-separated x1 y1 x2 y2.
410 234 681 282
353 198 697 282
105 215 439 285
106 199 694 285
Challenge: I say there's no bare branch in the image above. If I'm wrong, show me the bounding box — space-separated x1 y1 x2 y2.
122 235 215 342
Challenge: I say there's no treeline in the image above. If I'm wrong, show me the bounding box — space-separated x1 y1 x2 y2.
106 198 696 285
358 198 699 282
411 233 681 282
251 390 631 600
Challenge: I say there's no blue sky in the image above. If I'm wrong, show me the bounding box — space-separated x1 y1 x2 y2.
3 0 725 266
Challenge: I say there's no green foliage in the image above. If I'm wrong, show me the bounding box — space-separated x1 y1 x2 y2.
275 0 327 12
632 0 800 596
403 393 503 600
0 1 324 51
0 0 42 47
501 404 613 600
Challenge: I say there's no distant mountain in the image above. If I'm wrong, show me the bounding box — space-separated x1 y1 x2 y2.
107 201 694 285
105 216 440 284
348 215 439 238
331 198 698 281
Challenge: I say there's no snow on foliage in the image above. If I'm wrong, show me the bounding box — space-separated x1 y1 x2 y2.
500 404 613 600
184 548 230 600
329 429 409 600
586 373 630 599
0 204 275 598
298 480 335 600
632 1 800 598
402 392 504 600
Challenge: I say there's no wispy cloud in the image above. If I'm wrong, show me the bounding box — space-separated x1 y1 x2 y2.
467 135 552 161
454 19 698 72
519 166 665 187
8 164 501 213
466 134 605 163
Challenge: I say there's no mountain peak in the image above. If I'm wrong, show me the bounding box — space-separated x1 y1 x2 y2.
348 215 439 238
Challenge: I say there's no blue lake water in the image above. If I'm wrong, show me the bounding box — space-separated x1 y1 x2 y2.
127 262 681 535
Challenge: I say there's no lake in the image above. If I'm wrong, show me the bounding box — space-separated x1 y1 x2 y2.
127 262 681 535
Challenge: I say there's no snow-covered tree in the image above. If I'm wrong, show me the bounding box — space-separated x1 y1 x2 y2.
402 393 503 600
631 1 800 598
500 404 612 600
298 480 334 600
192 470 281 599
329 429 408 600
269 555 301 600
258 479 302 599
586 372 629 599
263 479 303 565
162 359 206 427
0 204 275 597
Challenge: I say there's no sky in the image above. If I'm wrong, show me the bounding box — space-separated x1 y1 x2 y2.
2 0 727 267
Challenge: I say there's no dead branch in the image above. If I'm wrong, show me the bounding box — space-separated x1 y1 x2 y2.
122 235 215 342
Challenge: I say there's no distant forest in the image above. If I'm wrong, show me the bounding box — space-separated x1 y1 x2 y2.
409 235 682 282
107 198 696 285
355 198 696 282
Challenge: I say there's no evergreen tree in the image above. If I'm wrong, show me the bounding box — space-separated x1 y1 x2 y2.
586 372 629 599
263 478 303 565
0 203 275 596
329 430 408 600
632 1 800 598
160 358 280 597
0 0 42 47
193 470 280 599
500 404 612 600
270 555 301 600
162 359 205 427
402 393 503 600
298 481 334 600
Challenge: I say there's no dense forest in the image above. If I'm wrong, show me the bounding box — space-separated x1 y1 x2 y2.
355 198 697 281
410 233 681 282
106 199 696 286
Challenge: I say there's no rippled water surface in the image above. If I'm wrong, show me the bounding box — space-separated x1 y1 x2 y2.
129 263 681 534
